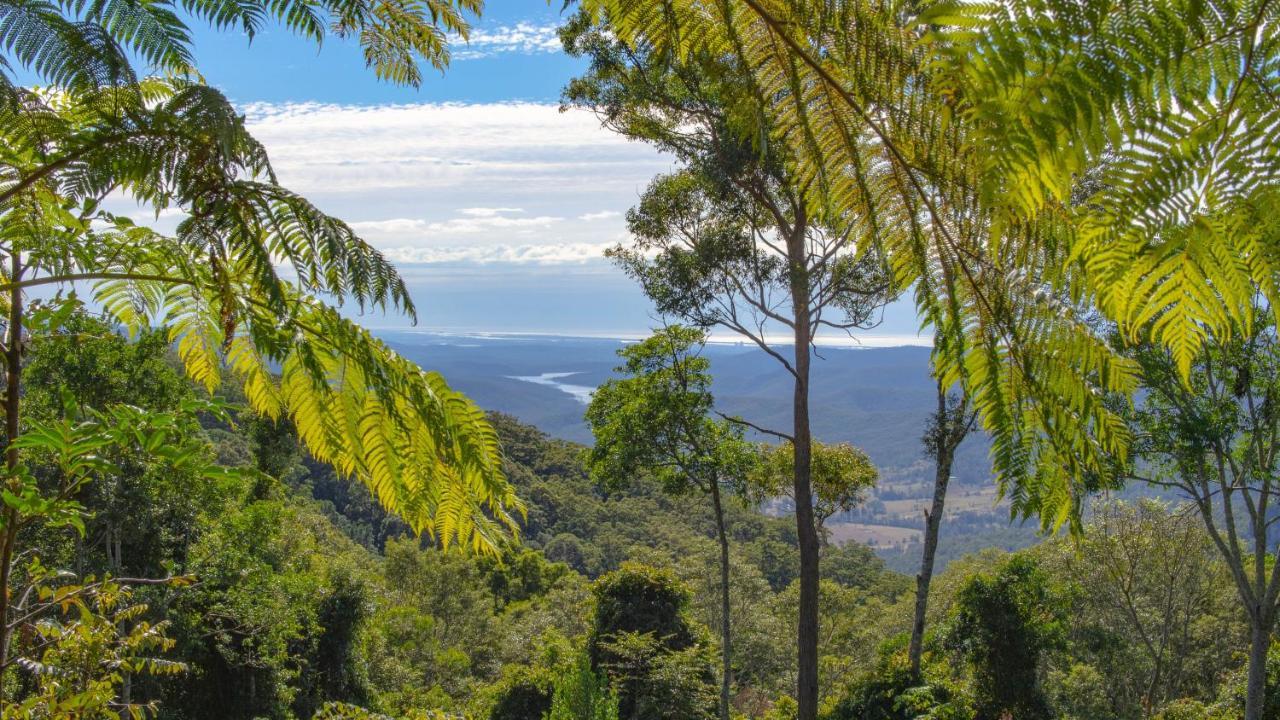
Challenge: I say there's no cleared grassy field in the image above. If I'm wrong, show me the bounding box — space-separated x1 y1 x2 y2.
826 522 923 549
880 487 1001 517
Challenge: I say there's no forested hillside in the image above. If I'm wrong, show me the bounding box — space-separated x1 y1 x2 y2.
6 314 910 716
5 314 1266 719
383 333 1037 570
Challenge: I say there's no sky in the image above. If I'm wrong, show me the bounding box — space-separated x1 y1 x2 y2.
130 0 928 344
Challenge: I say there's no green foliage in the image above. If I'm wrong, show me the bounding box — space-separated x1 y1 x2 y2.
2 576 186 720
547 653 620 720
824 664 970 720
485 665 556 720
589 563 698 669
477 546 573 610
313 703 470 720
748 442 878 528
597 631 718 720
944 555 1065 720
585 326 754 498
1153 700 1235 720
588 563 716 720
1037 500 1242 716
0 0 482 95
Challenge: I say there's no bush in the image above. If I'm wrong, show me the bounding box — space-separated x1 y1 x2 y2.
587 563 716 720
823 666 970 720
588 562 696 666
547 653 619 720
943 555 1064 720
487 666 556 720
1152 699 1233 720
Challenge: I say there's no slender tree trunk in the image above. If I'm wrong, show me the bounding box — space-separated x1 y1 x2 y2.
710 480 732 720
0 252 23 696
792 304 820 720
909 435 952 677
1246 613 1273 720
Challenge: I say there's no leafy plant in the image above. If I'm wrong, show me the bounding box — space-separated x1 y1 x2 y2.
944 555 1065 720
547 653 620 720
1 574 187 720
585 326 755 720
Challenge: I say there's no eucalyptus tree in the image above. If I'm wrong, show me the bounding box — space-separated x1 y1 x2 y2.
1114 317 1280 717
0 0 522 700
563 17 894 716
584 326 755 720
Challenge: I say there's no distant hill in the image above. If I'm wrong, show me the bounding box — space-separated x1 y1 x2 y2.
381 331 991 483
380 331 1041 565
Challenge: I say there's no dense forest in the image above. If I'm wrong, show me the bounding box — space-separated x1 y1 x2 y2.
0 311 1267 720
3 0 1279 718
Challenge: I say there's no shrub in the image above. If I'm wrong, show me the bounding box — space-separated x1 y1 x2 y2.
823 666 970 720
487 667 556 720
587 563 716 720
943 555 1065 720
547 653 619 720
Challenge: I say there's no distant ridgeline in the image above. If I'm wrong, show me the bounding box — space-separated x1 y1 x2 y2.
380 332 1038 569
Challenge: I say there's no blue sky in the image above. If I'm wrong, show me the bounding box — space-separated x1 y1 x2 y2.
139 0 928 343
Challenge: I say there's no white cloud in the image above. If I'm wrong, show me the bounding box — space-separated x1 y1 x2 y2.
351 214 563 237
578 210 622 221
384 242 613 265
452 22 563 60
127 206 188 223
242 101 670 196
458 207 524 217
233 101 672 264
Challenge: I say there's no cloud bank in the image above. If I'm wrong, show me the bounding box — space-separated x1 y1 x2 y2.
381 242 615 265
240 101 671 264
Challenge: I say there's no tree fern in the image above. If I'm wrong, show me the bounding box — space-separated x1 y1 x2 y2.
583 0 1134 532
1 78 521 553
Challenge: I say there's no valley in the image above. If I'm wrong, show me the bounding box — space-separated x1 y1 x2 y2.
380 330 1039 570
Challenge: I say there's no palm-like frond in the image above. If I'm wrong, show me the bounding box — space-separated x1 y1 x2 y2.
3 81 411 319
933 0 1280 377
95 260 521 550
587 0 1135 528
0 0 136 91
1 77 518 552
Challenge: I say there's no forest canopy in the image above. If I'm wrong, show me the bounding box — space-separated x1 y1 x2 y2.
2 0 1279 717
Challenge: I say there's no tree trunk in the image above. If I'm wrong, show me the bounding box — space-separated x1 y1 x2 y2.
1246 617 1272 720
909 440 952 677
793 317 819 720
710 479 732 720
0 253 22 696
